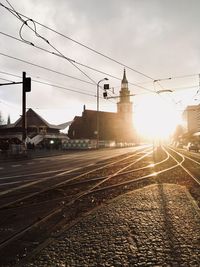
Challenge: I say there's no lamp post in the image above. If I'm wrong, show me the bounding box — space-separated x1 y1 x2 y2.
96 78 108 148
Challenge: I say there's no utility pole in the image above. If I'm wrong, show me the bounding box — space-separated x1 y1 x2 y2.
22 72 31 143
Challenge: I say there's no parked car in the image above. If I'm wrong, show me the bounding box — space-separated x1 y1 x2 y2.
187 142 199 152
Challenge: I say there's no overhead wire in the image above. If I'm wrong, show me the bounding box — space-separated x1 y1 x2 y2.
0 32 155 94
0 70 117 106
1 2 171 93
0 70 95 97
0 98 20 111
2 2 200 97
1 30 199 103
4 2 198 120
0 3 97 85
5 0 24 21
0 2 155 81
2 2 199 103
0 52 94 85
0 72 123 111
153 73 198 82
0 76 14 83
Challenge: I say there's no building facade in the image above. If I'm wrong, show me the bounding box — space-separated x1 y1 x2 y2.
68 70 135 142
182 104 200 133
0 108 70 148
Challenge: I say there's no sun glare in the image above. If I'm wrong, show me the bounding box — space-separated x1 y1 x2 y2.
134 95 180 140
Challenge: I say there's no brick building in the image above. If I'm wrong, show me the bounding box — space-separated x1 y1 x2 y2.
68 70 135 142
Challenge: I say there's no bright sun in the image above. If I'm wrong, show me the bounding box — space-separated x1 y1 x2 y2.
134 94 181 140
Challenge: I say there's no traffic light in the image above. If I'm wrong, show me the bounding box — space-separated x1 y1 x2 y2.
103 83 109 99
103 91 107 98
104 84 109 90
23 72 31 92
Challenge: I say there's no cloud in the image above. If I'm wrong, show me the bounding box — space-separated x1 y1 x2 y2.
0 0 200 124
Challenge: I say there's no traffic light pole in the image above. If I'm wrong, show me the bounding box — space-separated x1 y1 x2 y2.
22 72 26 142
0 71 31 144
22 71 31 143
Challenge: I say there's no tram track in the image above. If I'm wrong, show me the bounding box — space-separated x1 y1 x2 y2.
167 147 200 185
0 145 200 266
0 147 157 265
0 147 151 209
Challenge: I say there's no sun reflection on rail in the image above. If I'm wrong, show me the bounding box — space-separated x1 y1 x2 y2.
148 163 155 168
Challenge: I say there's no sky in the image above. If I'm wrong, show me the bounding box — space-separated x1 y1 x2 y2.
0 0 200 136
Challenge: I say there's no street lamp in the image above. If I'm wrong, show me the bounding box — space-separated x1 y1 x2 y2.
96 78 109 148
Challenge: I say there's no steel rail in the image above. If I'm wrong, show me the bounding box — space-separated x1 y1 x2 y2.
168 147 200 186
0 145 188 259
0 147 154 253
0 145 171 209
0 147 152 209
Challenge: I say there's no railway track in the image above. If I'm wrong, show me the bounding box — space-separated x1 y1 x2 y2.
0 147 153 264
0 147 152 208
0 145 199 266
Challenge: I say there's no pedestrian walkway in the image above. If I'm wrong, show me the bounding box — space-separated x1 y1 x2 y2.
25 184 200 267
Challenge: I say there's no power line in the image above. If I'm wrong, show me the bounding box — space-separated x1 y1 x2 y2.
3 2 199 94
0 33 154 94
0 70 117 105
5 0 23 21
0 2 157 94
0 52 94 86
0 31 155 94
1 38 198 98
0 76 14 83
0 3 97 86
153 73 198 82
0 98 20 110
2 3 173 94
0 2 155 81
0 70 96 97
0 71 139 108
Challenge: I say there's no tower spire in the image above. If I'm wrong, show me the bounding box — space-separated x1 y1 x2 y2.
117 69 132 120
122 68 128 84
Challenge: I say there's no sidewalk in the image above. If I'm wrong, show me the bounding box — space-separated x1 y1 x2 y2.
25 184 200 267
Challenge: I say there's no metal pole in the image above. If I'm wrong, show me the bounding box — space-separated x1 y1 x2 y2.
97 82 99 148
96 78 108 149
22 72 26 143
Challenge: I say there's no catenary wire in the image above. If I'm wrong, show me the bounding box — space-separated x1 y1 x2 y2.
0 3 98 85
0 70 116 106
0 77 14 83
2 2 199 93
1 2 169 92
0 52 94 86
4 3 196 97
0 32 155 94
5 0 24 21
0 2 155 81
0 70 95 97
